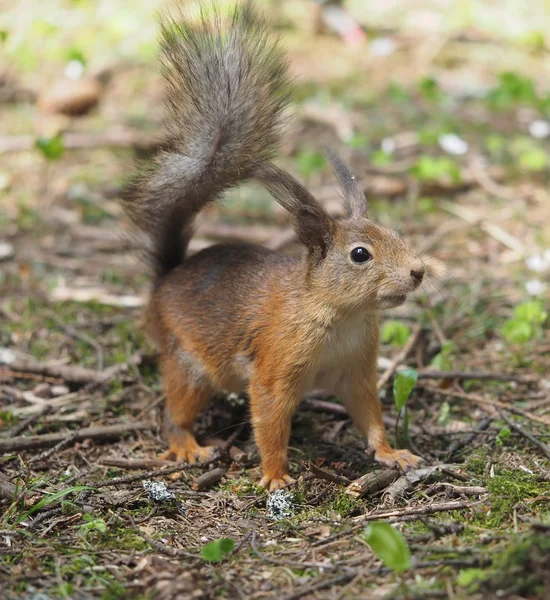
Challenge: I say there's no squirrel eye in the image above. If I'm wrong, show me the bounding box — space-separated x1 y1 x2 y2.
350 247 372 264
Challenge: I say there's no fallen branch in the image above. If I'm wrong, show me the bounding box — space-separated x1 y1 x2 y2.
0 422 152 453
307 461 351 486
0 354 139 386
99 457 173 470
445 416 494 459
346 469 400 498
93 452 220 488
0 130 160 155
193 467 224 491
498 410 550 460
423 385 550 427
417 369 538 384
353 499 481 523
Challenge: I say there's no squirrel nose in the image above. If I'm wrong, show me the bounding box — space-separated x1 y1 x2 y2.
410 266 425 283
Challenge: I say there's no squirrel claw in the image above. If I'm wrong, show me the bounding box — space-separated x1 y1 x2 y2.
374 448 422 473
259 474 296 491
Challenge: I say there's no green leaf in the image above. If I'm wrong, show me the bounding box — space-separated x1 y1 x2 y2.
35 134 65 161
410 156 461 183
0 31 8 44
514 301 547 325
15 486 89 525
347 132 368 149
393 369 418 411
371 149 392 167
382 321 411 347
437 401 451 425
457 568 487 587
518 148 548 172
418 76 441 102
501 319 533 343
363 522 411 572
66 47 86 65
200 537 235 563
496 426 512 446
430 341 455 371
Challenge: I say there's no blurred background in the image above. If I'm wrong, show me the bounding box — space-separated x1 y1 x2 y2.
1 2 549 599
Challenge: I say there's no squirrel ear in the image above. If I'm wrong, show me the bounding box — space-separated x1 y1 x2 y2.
255 162 334 260
324 146 368 218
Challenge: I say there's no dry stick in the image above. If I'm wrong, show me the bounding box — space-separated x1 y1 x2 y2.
346 468 400 499
498 410 550 460
0 422 152 453
99 458 173 470
417 370 538 384
352 499 481 523
377 323 422 391
250 532 348 573
0 357 132 385
43 310 104 370
92 453 220 488
445 416 494 460
440 200 525 256
193 467 224 491
0 130 159 155
28 430 81 464
283 574 356 600
5 405 51 437
423 385 550 427
306 461 351 486
470 155 518 202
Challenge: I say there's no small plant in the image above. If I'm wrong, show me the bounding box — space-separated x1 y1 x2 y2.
393 368 418 445
382 320 411 347
363 522 411 572
410 156 461 183
487 71 537 109
496 426 512 446
79 514 107 538
418 76 442 102
200 537 235 563
371 149 393 167
35 133 65 161
430 341 456 371
501 300 547 344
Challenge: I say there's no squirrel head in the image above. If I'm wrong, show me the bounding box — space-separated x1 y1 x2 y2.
256 149 425 312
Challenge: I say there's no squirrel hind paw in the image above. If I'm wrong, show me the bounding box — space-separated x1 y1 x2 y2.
374 448 423 473
160 444 216 464
259 474 296 491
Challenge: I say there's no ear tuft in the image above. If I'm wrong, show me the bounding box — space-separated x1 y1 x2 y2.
324 146 368 218
254 161 334 259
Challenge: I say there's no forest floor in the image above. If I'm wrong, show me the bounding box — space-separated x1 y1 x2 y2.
1 1 550 599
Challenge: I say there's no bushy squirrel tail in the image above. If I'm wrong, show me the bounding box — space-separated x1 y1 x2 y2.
124 2 290 278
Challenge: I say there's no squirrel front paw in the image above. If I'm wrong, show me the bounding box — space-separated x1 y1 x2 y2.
259 473 296 491
374 448 422 472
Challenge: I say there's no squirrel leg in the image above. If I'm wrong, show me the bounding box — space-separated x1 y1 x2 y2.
249 380 298 491
336 369 422 473
159 354 215 464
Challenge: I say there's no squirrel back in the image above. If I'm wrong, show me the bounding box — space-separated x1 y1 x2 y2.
124 2 290 278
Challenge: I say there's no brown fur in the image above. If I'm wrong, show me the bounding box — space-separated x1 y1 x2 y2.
126 3 426 490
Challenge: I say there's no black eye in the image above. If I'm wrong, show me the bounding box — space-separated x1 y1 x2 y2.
350 247 372 264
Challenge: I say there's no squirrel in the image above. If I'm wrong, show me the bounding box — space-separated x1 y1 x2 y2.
124 2 426 490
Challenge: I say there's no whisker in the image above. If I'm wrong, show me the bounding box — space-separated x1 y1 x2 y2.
416 230 447 257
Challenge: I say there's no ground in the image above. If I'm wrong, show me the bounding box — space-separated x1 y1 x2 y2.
1 1 550 599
